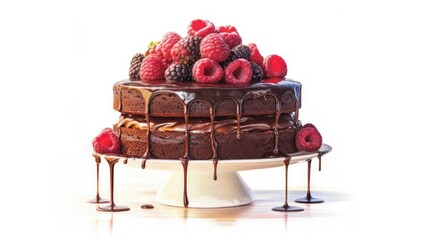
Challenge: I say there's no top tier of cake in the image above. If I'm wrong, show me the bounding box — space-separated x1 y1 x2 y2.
113 78 302 119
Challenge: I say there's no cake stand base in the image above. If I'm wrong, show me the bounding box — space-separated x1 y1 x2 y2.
156 170 253 208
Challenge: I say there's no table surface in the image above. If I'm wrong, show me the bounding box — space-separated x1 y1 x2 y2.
51 187 356 240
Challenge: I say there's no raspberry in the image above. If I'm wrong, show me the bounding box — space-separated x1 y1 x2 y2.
170 36 202 65
192 58 224 84
159 32 181 60
200 33 230 62
154 43 164 59
128 53 145 80
295 127 323 152
249 61 264 83
139 55 166 81
263 54 288 78
302 123 317 130
248 43 264 68
216 25 238 33
224 59 253 85
92 128 120 154
219 32 242 49
145 41 159 57
188 19 215 38
165 63 193 82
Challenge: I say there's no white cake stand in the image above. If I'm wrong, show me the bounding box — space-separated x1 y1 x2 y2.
123 144 331 208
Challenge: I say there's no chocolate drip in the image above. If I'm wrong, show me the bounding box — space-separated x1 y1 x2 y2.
87 154 109 204
317 148 329 171
209 105 219 181
140 89 152 160
272 155 304 212
270 93 281 156
183 104 190 159
97 156 130 212
141 204 154 209
181 159 189 208
294 159 324 204
215 96 241 139
212 159 218 181
236 96 242 140
141 159 147 169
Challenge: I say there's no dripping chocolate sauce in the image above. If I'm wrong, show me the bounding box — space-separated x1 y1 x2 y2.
115 81 301 208
141 204 154 209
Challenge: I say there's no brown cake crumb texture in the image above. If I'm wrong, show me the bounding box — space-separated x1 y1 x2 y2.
112 79 302 160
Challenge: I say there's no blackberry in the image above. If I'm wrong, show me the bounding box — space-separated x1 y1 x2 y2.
165 63 193 82
250 61 264 83
231 44 251 60
221 44 251 68
128 53 145 80
171 36 202 65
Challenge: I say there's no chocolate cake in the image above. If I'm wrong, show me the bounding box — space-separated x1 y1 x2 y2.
90 19 329 210
112 78 302 160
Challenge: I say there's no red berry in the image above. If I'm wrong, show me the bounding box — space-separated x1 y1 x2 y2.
92 128 120 154
248 43 264 68
263 54 288 78
192 58 224 84
188 19 215 38
159 32 182 60
154 43 164 59
200 33 230 62
219 32 242 49
295 127 323 152
224 59 253 85
302 123 317 130
139 55 166 81
145 41 159 57
216 25 238 33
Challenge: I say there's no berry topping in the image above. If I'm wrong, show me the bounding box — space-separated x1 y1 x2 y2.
128 53 145 80
170 36 202 65
230 44 250 60
219 32 242 50
188 19 215 38
221 44 251 67
131 20 291 85
216 25 238 33
192 58 224 83
200 33 230 62
302 123 317 130
92 128 120 154
145 41 159 57
224 59 253 85
165 63 193 82
159 32 182 60
248 43 264 68
295 127 323 152
139 55 167 81
249 61 264 83
263 54 288 78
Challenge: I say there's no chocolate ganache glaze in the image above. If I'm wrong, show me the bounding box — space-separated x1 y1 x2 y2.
111 78 303 207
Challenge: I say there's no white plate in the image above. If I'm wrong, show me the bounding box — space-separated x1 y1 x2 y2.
100 144 332 208
123 144 332 173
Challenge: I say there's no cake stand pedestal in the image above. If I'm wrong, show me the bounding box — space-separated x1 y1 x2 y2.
155 169 253 208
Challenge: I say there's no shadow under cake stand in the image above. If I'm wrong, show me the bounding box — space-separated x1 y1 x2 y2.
92 144 331 209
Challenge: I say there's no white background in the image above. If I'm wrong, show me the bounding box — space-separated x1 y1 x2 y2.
1 0 429 239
